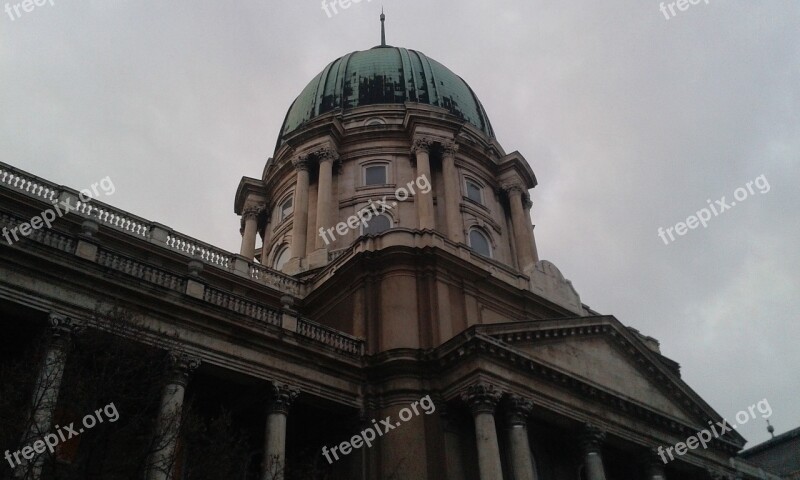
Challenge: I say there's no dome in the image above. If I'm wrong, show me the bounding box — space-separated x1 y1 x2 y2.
278 46 495 143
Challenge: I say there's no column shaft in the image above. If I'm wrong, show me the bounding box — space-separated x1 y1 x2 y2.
260 219 272 265
461 382 504 480
585 452 607 480
15 314 80 480
263 413 287 480
442 145 463 243
240 207 260 259
145 353 200 480
475 412 504 480
412 139 435 230
643 448 667 480
290 158 311 259
314 156 334 250
580 425 607 480
508 426 536 480
508 188 535 271
505 395 536 480
441 412 467 480
262 383 299 480
523 201 540 263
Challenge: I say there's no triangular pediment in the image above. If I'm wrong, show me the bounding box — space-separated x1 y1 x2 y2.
512 333 694 422
476 316 731 431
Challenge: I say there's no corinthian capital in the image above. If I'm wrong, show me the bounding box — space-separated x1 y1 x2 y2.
504 394 534 427
241 205 262 222
461 381 503 416
312 146 340 164
443 141 460 158
48 313 84 338
166 351 201 386
293 155 313 172
501 182 527 197
580 423 606 454
411 137 434 155
268 382 300 416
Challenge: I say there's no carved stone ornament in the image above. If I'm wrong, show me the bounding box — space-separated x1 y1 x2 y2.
268 381 300 415
505 394 534 427
411 137 434 155
461 381 503 416
579 424 607 454
165 351 201 387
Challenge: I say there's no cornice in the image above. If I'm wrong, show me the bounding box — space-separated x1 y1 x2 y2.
433 328 744 455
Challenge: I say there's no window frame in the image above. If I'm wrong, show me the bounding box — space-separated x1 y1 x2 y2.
464 177 485 205
272 244 291 270
360 213 393 237
467 228 493 258
363 163 389 187
277 195 294 223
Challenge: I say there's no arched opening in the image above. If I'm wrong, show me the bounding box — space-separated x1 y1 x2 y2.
468 228 492 258
362 214 392 236
272 245 291 270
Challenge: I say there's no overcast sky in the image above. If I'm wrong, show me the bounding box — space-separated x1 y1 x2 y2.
2 0 797 448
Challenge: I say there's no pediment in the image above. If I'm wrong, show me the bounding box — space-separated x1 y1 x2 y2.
510 334 695 423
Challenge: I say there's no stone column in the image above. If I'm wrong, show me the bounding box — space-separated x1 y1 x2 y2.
440 407 467 480
15 314 82 480
262 382 299 480
441 142 464 243
505 395 536 480
580 424 607 480
240 206 261 260
411 138 436 230
290 156 311 260
145 352 201 480
642 448 667 480
505 184 536 271
522 197 540 263
260 213 273 265
461 382 504 480
314 150 337 250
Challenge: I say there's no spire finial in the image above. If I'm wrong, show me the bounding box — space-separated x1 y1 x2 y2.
380 8 386 47
767 420 775 439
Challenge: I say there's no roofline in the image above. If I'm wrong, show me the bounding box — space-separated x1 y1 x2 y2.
739 426 800 457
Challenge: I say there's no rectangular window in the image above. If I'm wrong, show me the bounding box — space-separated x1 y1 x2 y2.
280 197 293 221
466 180 483 204
365 165 387 186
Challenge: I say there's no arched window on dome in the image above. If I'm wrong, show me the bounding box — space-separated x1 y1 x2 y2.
272 245 291 270
468 228 492 258
362 214 392 236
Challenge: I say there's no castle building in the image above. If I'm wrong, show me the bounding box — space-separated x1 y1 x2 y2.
0 17 783 480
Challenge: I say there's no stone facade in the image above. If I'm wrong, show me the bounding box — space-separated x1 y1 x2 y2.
0 41 783 480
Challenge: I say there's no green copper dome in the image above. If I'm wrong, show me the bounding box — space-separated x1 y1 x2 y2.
279 46 495 143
